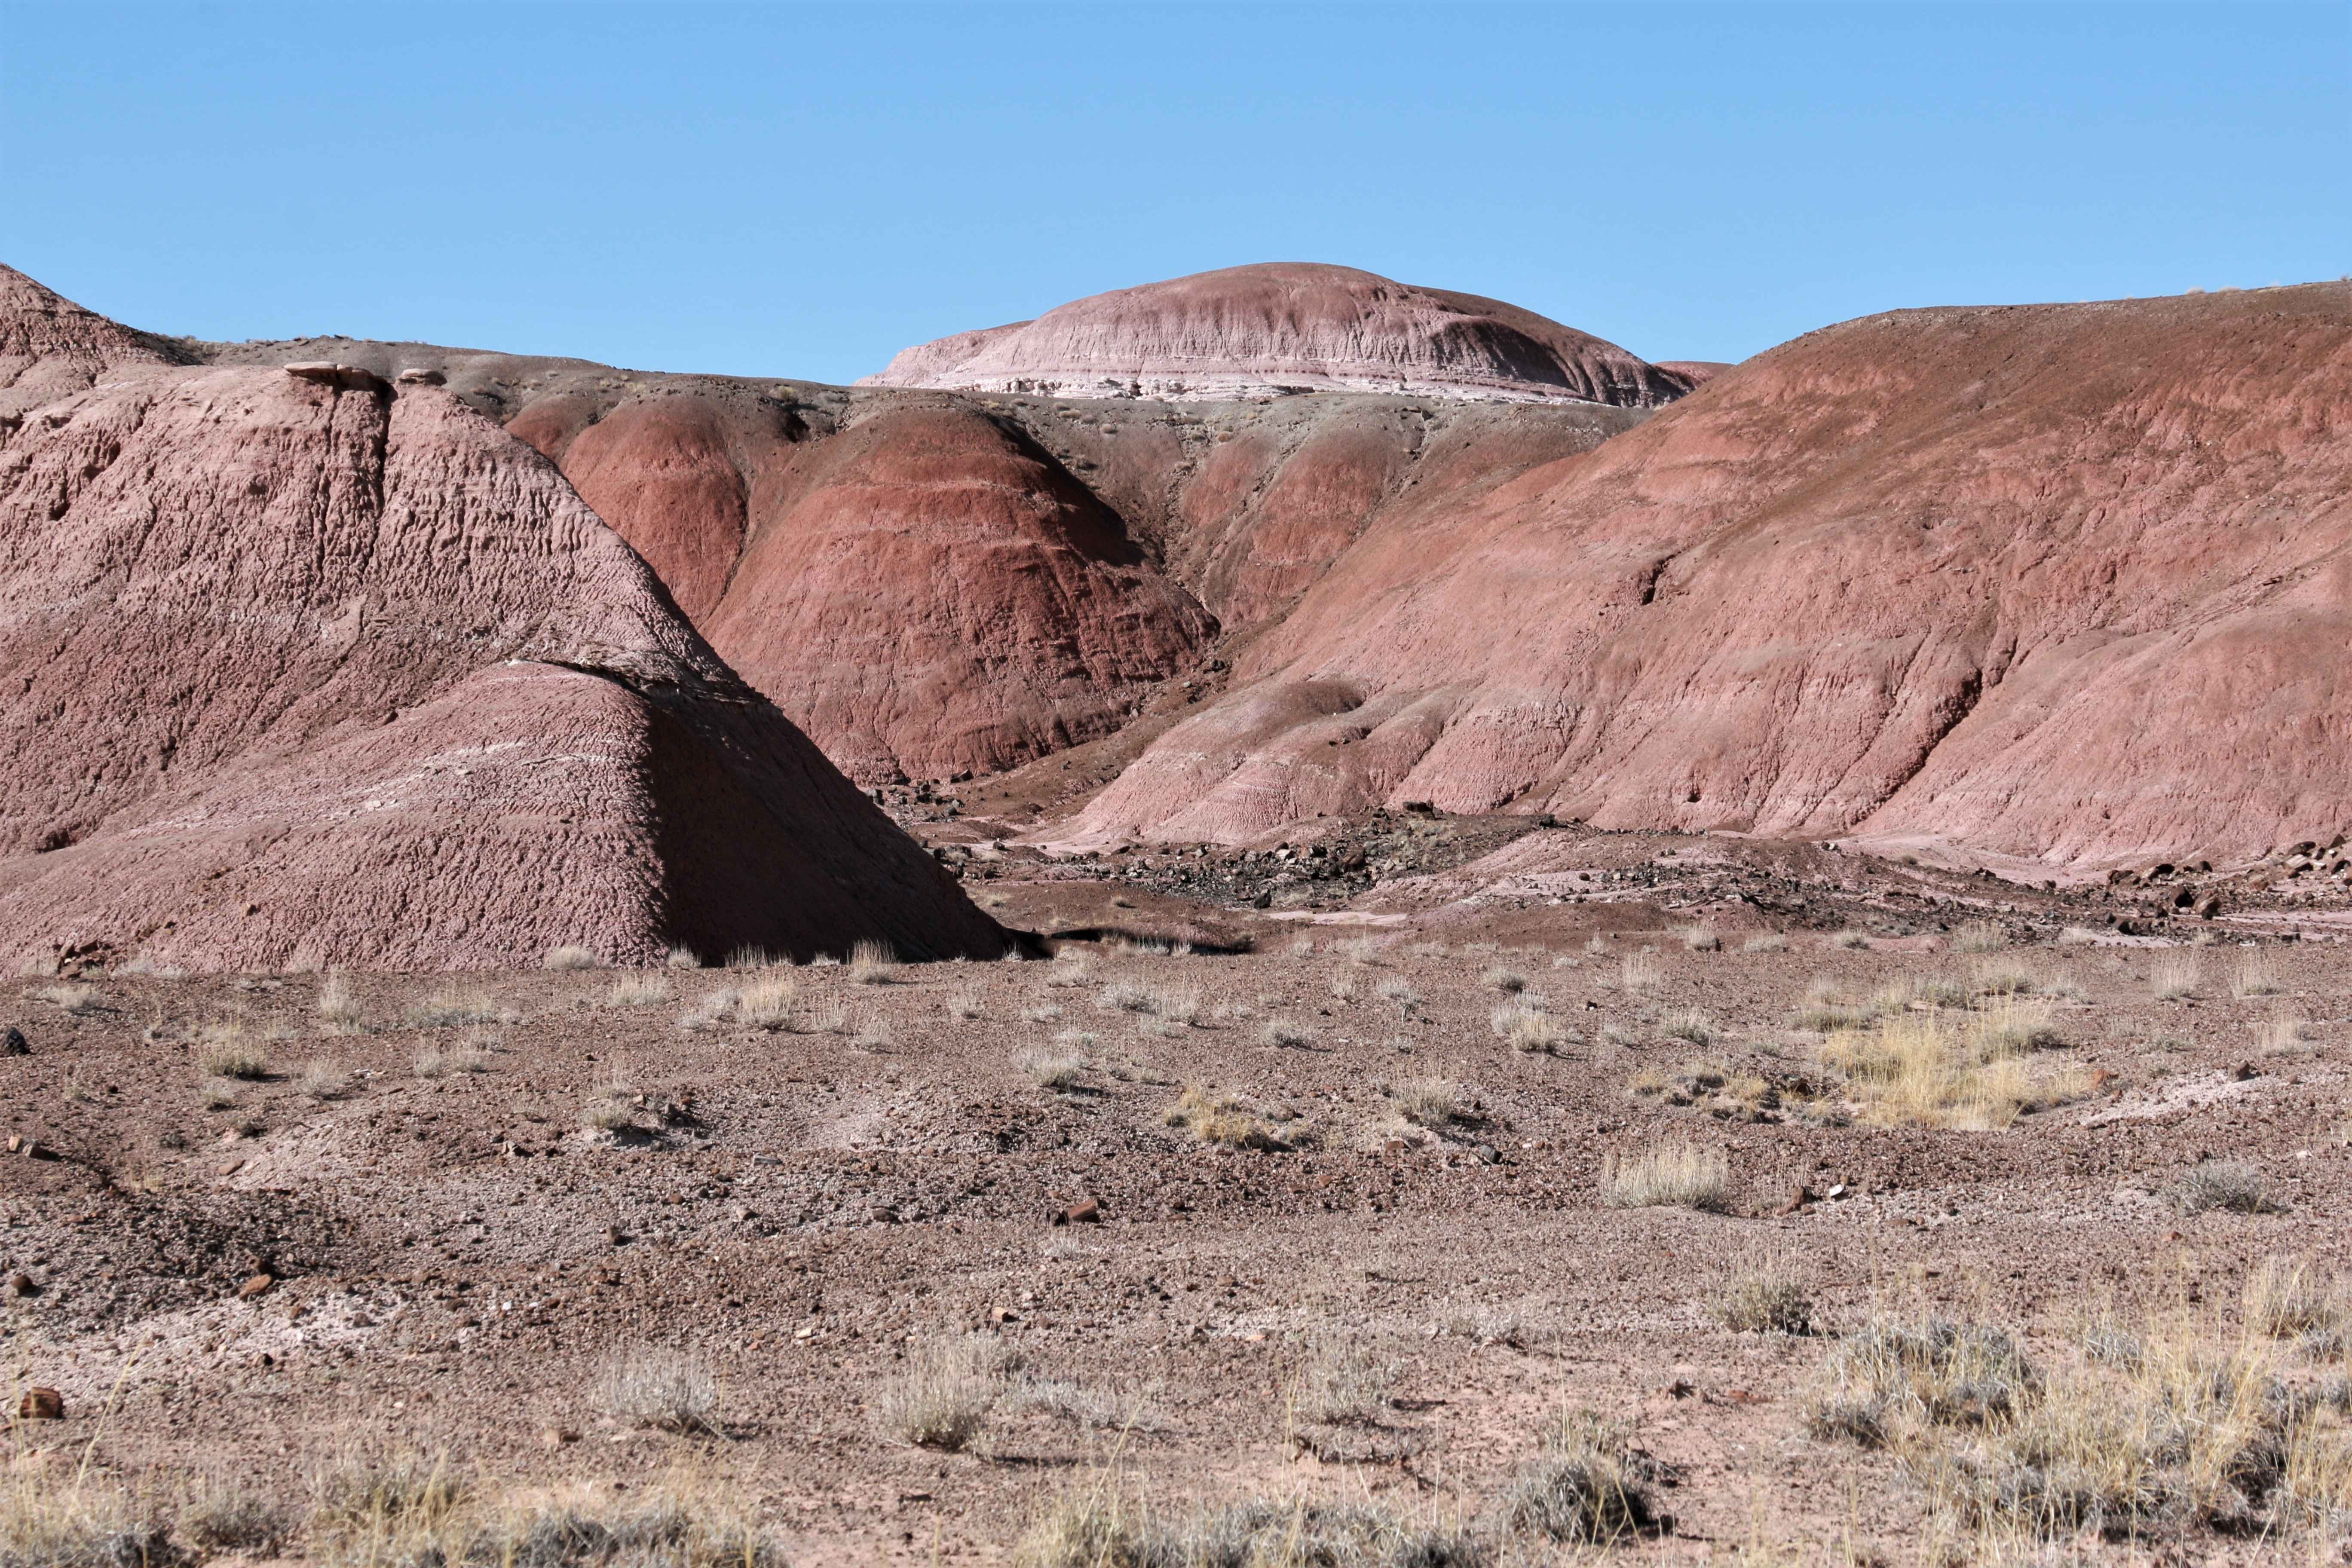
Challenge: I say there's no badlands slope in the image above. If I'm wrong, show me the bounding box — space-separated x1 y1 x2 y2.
0 266 1006 972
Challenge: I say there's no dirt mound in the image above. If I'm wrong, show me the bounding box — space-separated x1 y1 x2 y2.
859 262 1688 407
0 282 1006 971
1068 285 2352 871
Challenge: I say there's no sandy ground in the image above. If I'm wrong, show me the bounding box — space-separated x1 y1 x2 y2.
4 833 2348 1565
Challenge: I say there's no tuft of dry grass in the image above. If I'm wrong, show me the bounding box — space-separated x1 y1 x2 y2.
946 987 984 1020
1953 919 2007 954
2150 951 2201 1000
30 983 102 1015
317 970 367 1032
2243 1255 2346 1340
1019 1035 1090 1090
2230 948 2285 998
665 945 702 970
542 945 600 971
1263 1018 1316 1049
404 989 508 1029
735 976 800 1032
1661 1008 1714 1045
1673 924 1721 952
1742 933 1789 953
2056 924 2104 945
596 1346 717 1432
1619 950 1663 989
182 1473 293 1556
606 974 671 1008
1390 1078 1461 1128
847 939 898 984
1828 929 1872 950
1493 1002 1566 1054
677 989 737 1032
1817 1007 2085 1129
297 1060 352 1101
1016 1489 1481 1568
876 1337 1007 1452
414 1040 493 1078
1094 979 1155 1014
1601 1143 1729 1211
197 1022 273 1080
2257 1011 2315 1055
1164 1085 1278 1149
1044 953 1094 989
1292 1337 1397 1425
1484 965 1530 994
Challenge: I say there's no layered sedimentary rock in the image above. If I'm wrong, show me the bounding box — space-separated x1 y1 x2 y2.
1069 285 2352 870
860 263 1693 407
0 267 1005 971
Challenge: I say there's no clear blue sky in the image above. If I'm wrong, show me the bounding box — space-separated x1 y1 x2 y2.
5 3 2345 381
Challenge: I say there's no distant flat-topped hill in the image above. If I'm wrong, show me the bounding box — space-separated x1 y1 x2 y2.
858 262 1697 407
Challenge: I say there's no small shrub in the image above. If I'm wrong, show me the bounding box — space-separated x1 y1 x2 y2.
665 945 702 970
2244 1255 2344 1339
677 990 737 1032
199 1080 237 1111
1095 980 1155 1014
1494 1003 1565 1054
725 945 775 970
181 1474 292 1556
946 987 984 1020
1709 1258 1814 1334
297 1060 352 1101
1045 955 1094 989
543 945 600 971
197 1023 272 1080
31 983 102 1016
1828 929 1872 950
1390 1078 1460 1128
1327 968 1359 1001
2056 924 2104 945
848 939 899 984
1673 925 1720 952
1501 1411 1670 1544
1600 1144 1729 1211
2173 1159 2280 1215
1618 951 1662 989
1484 965 1529 994
876 1337 1005 1452
1263 1018 1316 1049
1972 959 2036 996
1164 1085 1277 1149
597 1346 717 1432
1741 933 1788 953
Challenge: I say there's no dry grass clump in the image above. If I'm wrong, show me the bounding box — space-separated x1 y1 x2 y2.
308 1447 471 1565
735 976 800 1032
1816 1008 2086 1130
1742 933 1788 953
946 987 984 1020
2151 951 2201 1000
1807 1306 2350 1544
198 1079 238 1110
1673 924 1721 952
606 974 671 1008
31 983 103 1015
2230 949 2285 998
1483 965 1529 994
415 1039 493 1078
1044 953 1094 989
1338 936 1389 966
317 970 367 1032
542 945 600 971
196 1023 273 1080
1375 977 1422 1018
1618 950 1663 989
1600 1143 1729 1211
847 939 899 984
1971 959 2038 996
1661 1008 1714 1045
1492 1002 1566 1054
2172 1159 2281 1216
1017 1491 1482 1568
876 1336 1008 1452
1828 928 1873 949
2244 1256 2347 1341
1709 1255 1815 1335
1293 1337 1398 1425
1094 979 1155 1014
0 1467 174 1568
1019 1035 1091 1090
2257 1011 2315 1055
1499 1410 1672 1544
1262 1018 1316 1049
597 1346 718 1432
2057 924 2104 945
1791 977 1868 1033
1953 919 2007 954
297 1060 352 1101
677 989 737 1032
181 1474 293 1556
1164 1085 1278 1149
580 1079 637 1130
1389 1078 1461 1128
404 989 508 1029
665 945 702 970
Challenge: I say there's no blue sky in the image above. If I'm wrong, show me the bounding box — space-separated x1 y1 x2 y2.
5 3 2345 381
